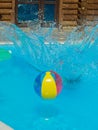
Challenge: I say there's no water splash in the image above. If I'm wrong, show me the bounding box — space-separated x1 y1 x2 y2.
0 21 98 83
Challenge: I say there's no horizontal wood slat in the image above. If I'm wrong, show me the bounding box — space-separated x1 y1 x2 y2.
62 10 78 14
0 9 12 14
86 15 98 20
87 0 98 4
0 0 12 3
63 15 78 20
0 3 12 8
63 0 78 3
61 21 77 26
87 10 98 15
0 14 11 20
63 4 78 9
87 4 98 9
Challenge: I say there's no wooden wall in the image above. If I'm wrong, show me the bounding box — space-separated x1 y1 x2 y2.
0 0 15 23
0 0 98 26
59 0 98 26
59 0 79 26
80 0 98 23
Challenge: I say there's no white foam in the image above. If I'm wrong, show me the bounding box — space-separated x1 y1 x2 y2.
0 121 14 130
0 41 13 45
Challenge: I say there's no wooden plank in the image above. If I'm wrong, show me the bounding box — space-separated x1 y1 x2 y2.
63 0 78 3
62 9 78 14
11 0 15 23
86 15 98 20
85 21 98 26
18 0 38 2
63 15 78 20
87 4 98 9
61 21 77 26
87 0 98 4
55 0 59 23
0 9 12 14
17 1 39 4
43 1 56 4
87 10 98 15
59 0 63 23
63 4 78 9
0 14 11 20
0 0 12 2
0 3 12 8
0 19 11 22
80 2 87 7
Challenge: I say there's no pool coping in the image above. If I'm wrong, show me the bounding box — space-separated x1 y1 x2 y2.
0 121 14 130
0 26 76 45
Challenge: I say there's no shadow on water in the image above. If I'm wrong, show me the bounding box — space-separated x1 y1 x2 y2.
34 103 59 119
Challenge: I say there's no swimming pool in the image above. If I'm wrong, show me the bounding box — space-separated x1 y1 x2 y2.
0 22 98 130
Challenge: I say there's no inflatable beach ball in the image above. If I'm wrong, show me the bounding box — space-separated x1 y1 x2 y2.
34 71 62 99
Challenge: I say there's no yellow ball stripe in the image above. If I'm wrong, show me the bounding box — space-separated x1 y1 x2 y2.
41 72 57 99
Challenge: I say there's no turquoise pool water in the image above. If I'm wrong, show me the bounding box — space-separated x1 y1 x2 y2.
0 23 98 130
0 44 98 130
